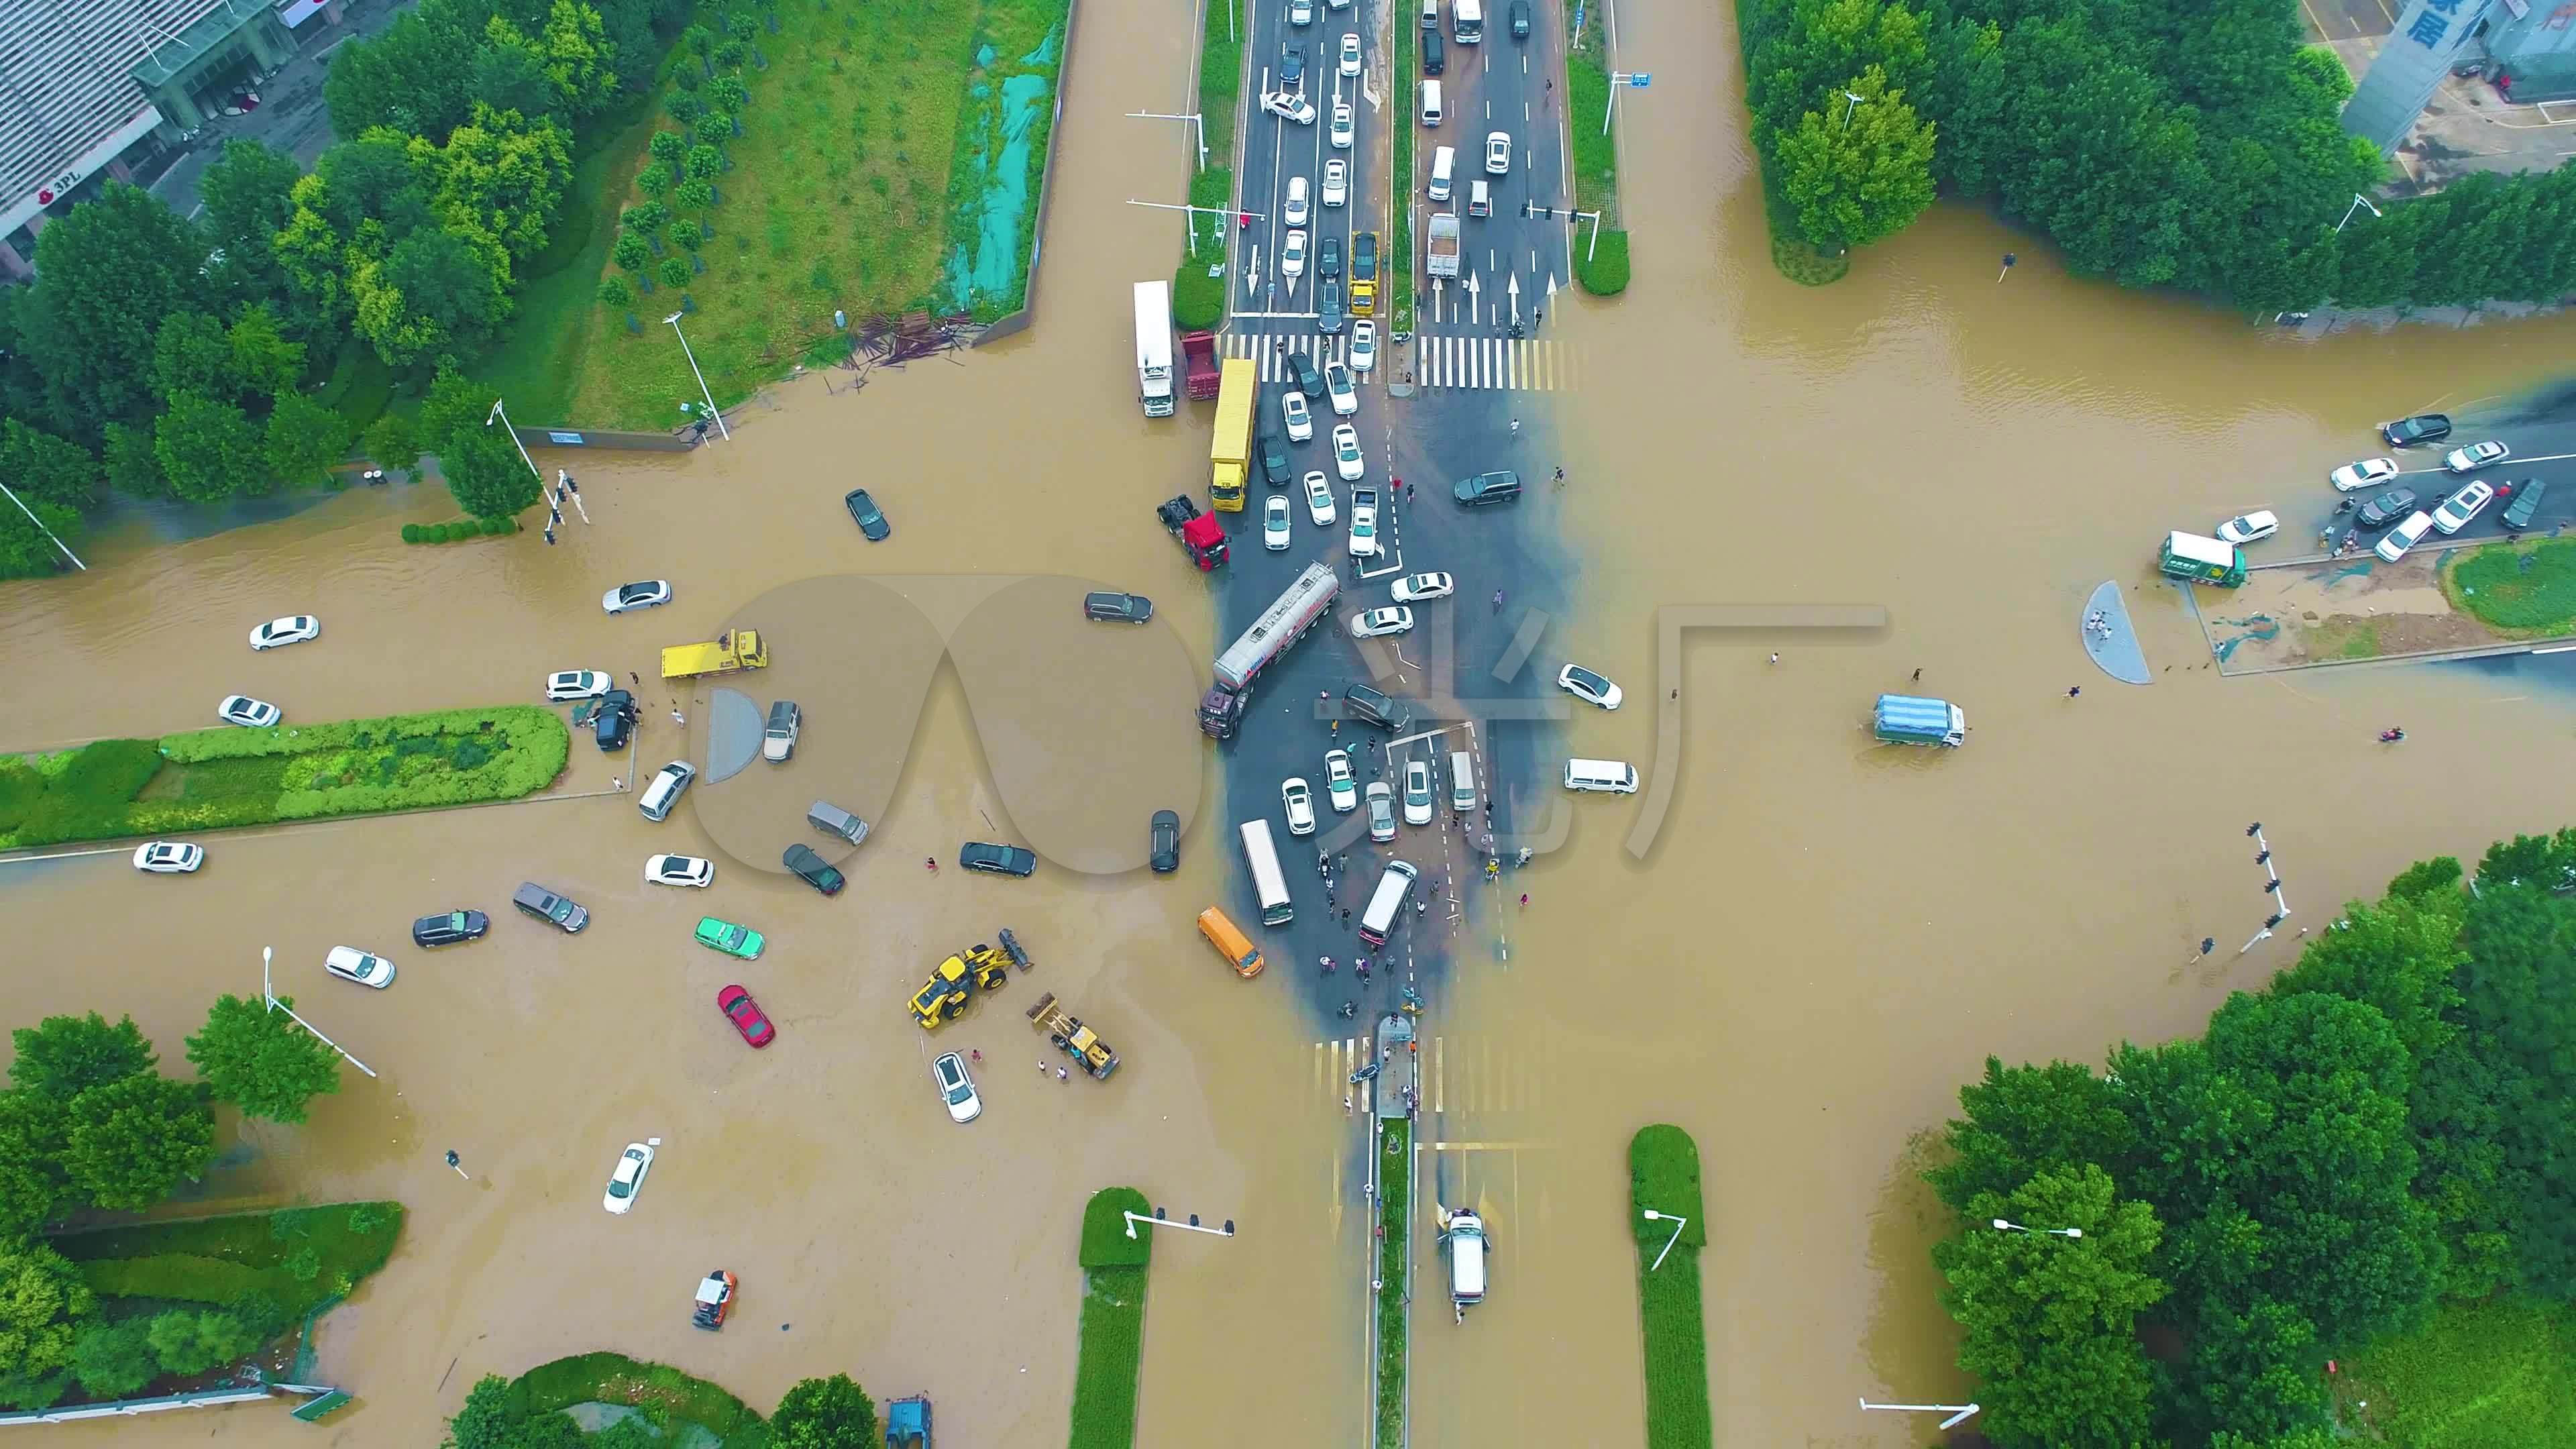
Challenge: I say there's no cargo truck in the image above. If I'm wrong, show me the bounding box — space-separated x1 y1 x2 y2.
1200 560 1341 738
1210 358 1255 511
1181 329 1221 400
1453 0 1483 40
1157 495 1230 570
1872 694 1966 748
1426 214 1460 279
1134 281 1176 417
660 629 768 680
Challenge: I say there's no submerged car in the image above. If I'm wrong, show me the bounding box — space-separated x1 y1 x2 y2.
248 614 319 651
692 1269 738 1330
1557 664 1622 710
782 844 846 896
545 669 612 700
763 700 801 762
602 1142 656 1213
932 1051 982 1122
2445 440 2511 474
959 842 1038 877
217 694 280 728
2381 414 2453 447
2330 458 2402 492
646 853 716 888
323 945 396 989
1083 591 1155 623
716 985 775 1047
601 580 673 614
411 908 489 948
2214 511 2279 545
132 841 203 873
843 488 891 539
1149 810 1181 873
695 916 766 959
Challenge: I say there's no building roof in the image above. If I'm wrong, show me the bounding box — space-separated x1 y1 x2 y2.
0 0 250 235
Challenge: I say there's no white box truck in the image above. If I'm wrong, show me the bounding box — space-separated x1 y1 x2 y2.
1454 0 1483 42
1134 280 1175 417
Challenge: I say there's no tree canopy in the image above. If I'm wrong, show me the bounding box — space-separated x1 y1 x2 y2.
184 995 345 1124
771 1373 877 1449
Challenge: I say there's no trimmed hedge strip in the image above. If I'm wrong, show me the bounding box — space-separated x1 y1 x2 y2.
1070 1187 1152 1449
1629 1124 1712 1448
502 1352 760 1439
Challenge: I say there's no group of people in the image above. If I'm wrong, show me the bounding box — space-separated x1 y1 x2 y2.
2084 609 2114 641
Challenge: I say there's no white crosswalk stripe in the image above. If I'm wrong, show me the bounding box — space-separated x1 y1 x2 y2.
1224 331 1350 383
1222 330 1573 392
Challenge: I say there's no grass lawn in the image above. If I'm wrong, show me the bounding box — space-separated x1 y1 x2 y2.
2339 1299 2576 1448
1390 19 1413 331
1562 3 1629 294
0 706 569 850
2443 538 2576 637
1628 1125 1711 1448
1070 1187 1151 1449
54 1201 405 1322
1171 0 1241 329
549 0 1069 428
504 1351 767 1449
1375 1118 1410 1449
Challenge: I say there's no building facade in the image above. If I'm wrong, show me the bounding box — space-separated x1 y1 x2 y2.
2343 0 2499 153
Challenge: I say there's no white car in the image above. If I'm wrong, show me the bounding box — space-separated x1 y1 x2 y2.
645 854 716 888
323 946 396 989
1349 320 1377 374
2375 511 2436 561
1325 362 1358 417
1339 32 1362 76
2432 480 2494 534
602 1142 656 1214
2330 458 2401 492
1365 782 1396 842
2214 511 2279 545
1265 494 1293 550
1332 101 1354 150
248 614 319 651
1304 471 1336 525
1350 606 1414 639
1284 175 1310 227
1391 572 1453 602
1282 777 1318 836
1485 131 1511 174
1332 425 1365 481
131 841 203 873
1289 0 1313 22
1323 158 1348 209
1403 760 1434 825
1558 663 1622 710
545 669 612 701
932 1052 981 1123
1283 390 1313 442
602 580 673 614
1264 92 1318 125
217 694 280 728
2444 441 2510 474
1347 502 1378 558
1324 749 1356 812
1281 228 1308 278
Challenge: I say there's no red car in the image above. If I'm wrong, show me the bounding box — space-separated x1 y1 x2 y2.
716 985 774 1047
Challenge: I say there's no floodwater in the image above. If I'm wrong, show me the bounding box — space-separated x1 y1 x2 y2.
9 0 2576 1444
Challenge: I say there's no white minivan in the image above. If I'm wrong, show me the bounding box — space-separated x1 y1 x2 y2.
1448 750 1477 812
1467 178 1490 217
1421 78 1444 127
1358 859 1419 947
1564 758 1639 794
1428 146 1454 202
638 761 696 820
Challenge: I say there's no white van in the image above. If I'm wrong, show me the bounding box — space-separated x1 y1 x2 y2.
1420 79 1444 127
1564 758 1639 794
1421 0 1439 27
637 761 696 820
1467 178 1490 217
1448 750 1477 812
1428 146 1454 201
1358 859 1419 947
1444 1210 1488 1310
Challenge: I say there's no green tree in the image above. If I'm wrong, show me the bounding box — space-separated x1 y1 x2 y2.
612 233 650 275
0 1240 95 1405
636 161 673 198
0 499 83 580
599 276 633 309
154 391 272 502
714 38 750 70
685 144 721 180
23 183 207 439
415 104 573 262
442 420 541 520
622 202 669 239
771 1373 877 1449
9 1013 154 1102
665 91 704 127
2385 855 2463 903
1774 68 1936 252
152 311 241 404
146 1308 254 1377
62 1073 216 1210
265 393 355 490
323 4 481 141
659 257 693 290
99 423 165 500
684 22 717 68
197 140 306 324
66 1318 153 1398
1927 1056 2137 1214
443 1373 515 1449
0 1091 70 1238
227 305 307 401
469 37 560 120
185 994 345 1124
537 0 620 114
354 226 511 368
710 76 749 113
700 111 736 144
1747 0 1932 142
1932 1165 2163 1449
364 413 420 472
677 179 714 213
2454 881 2576 1295
0 421 99 513
415 367 490 450
649 129 686 164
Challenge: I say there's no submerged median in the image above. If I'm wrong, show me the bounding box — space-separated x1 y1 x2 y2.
1070 1186 1152 1449
1629 1124 1712 1448
0 706 570 851
1374 1118 1413 1448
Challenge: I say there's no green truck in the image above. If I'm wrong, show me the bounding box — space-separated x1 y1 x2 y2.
2157 531 2247 587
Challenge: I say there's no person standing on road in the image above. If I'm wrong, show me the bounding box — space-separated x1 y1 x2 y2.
1509 417 1521 437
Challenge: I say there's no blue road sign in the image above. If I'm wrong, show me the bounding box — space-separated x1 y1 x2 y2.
1574 5 1585 27
1629 72 1652 87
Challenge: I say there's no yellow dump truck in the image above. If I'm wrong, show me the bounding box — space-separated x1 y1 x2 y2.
1210 358 1254 513
661 629 768 680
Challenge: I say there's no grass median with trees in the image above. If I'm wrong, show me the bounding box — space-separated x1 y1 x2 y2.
1923 830 2576 1446
2442 538 2576 638
1561 5 1631 294
0 706 570 852
1070 1186 1152 1449
1627 1125 1711 1448
443 1352 776 1449
1172 0 1244 331
1373 1118 1410 1449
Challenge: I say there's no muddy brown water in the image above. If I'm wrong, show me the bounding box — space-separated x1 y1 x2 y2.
11 0 2576 1443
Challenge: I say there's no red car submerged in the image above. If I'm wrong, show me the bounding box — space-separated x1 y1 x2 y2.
716 985 774 1047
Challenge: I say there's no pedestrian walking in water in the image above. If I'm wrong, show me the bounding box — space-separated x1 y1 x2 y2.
1770 652 1780 665
2068 686 2082 698
1344 1093 1354 1114
1913 667 1922 682
1040 1060 1050 1073
670 707 686 726
1509 417 1521 437
1519 892 1529 908
1492 588 1505 611
925 856 938 873
970 1049 982 1063
1059 1067 1069 1082
630 672 641 686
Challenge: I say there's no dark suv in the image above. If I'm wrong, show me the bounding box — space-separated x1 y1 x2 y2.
513 882 589 933
2381 414 2453 447
2357 488 2420 529
960 842 1038 877
782 844 846 896
1289 350 1325 398
589 689 637 751
1149 810 1180 873
1083 591 1155 623
412 909 490 948
1342 683 1412 733
1452 471 1523 506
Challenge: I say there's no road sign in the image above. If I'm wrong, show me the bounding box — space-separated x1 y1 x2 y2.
1574 5 1585 27
1629 72 1652 87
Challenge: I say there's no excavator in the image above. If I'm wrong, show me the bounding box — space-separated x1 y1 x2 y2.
908 943 1012 1030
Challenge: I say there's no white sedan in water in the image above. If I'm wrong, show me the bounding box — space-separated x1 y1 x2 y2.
602 580 673 614
2214 511 2279 545
2330 458 2402 492
132 841 204 873
218 694 281 728
1281 777 1318 836
1303 471 1336 525
645 854 716 888
1391 572 1453 602
1558 663 1623 710
603 1141 657 1214
1349 606 1414 639
248 614 319 651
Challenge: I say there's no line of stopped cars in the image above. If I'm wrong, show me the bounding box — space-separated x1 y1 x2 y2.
2205 415 2539 569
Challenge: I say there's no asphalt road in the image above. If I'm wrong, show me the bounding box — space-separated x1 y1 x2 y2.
2277 417 2576 553
1238 0 1381 323
1411 3 1575 334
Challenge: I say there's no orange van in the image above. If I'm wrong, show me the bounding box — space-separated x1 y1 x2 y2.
1197 907 1265 978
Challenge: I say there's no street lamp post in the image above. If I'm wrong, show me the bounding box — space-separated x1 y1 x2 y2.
2336 193 2383 233
1841 89 1864 126
1991 1218 2084 1239
262 946 378 1079
0 479 85 571
1641 1208 1690 1272
1124 1207 1238 1240
1860 1399 1982 1431
486 399 547 494
662 312 730 441
1128 111 1208 172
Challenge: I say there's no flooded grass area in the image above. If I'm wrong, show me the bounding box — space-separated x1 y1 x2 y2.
2337 1298 2576 1447
1628 1126 1711 1449
2209 554 2520 672
2443 537 2576 637
57 1202 405 1319
1069 1188 1151 1449
502 1351 765 1446
1373 1120 1409 1449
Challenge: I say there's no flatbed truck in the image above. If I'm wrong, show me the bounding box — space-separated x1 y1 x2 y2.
661 630 768 680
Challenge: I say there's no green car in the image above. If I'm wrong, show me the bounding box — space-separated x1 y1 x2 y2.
694 917 765 961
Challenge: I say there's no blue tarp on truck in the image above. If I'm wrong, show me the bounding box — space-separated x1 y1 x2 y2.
1873 694 1966 747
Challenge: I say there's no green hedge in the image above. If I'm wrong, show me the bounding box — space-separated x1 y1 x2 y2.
504 1352 761 1440
1628 1126 1712 1448
1170 0 1244 329
1577 229 1631 296
7 740 161 846
1375 1118 1410 1449
404 517 520 545
55 1201 405 1321
1070 1187 1152 1449
1389 19 1414 332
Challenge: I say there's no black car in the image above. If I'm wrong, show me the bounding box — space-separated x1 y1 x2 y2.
411 909 490 948
1342 683 1412 733
1289 350 1325 398
2502 478 2549 532
1352 230 1378 282
1280 43 1304 87
782 843 846 896
1148 810 1180 874
2357 488 2420 529
843 488 890 540
1319 235 1342 282
1318 280 1344 334
960 841 1038 877
1452 470 1523 506
1259 429 1292 488
1509 0 1530 37
2381 414 2453 448
1083 591 1155 623
513 881 589 932
590 689 637 751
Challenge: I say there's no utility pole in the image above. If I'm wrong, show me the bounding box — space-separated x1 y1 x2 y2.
0 479 85 570
662 313 729 440
262 946 378 1079
486 399 547 490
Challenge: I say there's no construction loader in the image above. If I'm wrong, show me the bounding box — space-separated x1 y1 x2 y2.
908 943 1011 1030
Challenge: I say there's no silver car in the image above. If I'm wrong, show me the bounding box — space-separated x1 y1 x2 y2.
1365 782 1396 842
1403 760 1434 825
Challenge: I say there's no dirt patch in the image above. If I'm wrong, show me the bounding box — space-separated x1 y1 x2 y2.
2204 550 2512 672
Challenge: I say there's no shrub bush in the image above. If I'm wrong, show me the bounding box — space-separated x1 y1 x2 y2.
0 758 42 833
1578 230 1631 297
68 1319 155 1398
1173 257 1226 331
12 740 163 847
400 523 425 543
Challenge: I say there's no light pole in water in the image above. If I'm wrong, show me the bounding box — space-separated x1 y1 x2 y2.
2239 822 2292 955
1859 1399 1982 1431
663 312 729 440
1124 1206 1238 1240
0 479 83 570
262 946 377 1079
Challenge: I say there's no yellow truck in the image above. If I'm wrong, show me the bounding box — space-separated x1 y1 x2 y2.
1210 358 1254 512
661 629 769 680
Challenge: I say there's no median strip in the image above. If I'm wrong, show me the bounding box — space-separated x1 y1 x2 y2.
1069 1186 1152 1449
1391 17 1416 333
1629 1124 1712 1448
1173 0 1247 330
1373 1116 1413 1448
1562 0 1631 294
